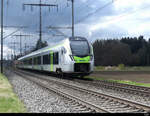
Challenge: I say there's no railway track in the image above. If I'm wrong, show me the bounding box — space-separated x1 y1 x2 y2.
18 69 150 98
14 70 108 113
72 79 150 98
14 69 150 113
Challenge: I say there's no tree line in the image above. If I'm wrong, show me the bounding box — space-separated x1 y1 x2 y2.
92 36 150 66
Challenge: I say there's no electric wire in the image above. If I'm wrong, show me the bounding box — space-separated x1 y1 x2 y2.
76 0 118 24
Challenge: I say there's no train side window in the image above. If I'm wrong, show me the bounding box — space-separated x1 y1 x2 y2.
53 53 54 64
56 52 59 64
26 59 28 65
43 54 50 65
37 56 41 65
34 57 37 65
29 58 32 64
29 59 30 65
36 57 38 65
53 52 59 64
26 59 29 65
49 54 51 64
24 59 27 65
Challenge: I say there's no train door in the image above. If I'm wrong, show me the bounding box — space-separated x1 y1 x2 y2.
50 51 53 72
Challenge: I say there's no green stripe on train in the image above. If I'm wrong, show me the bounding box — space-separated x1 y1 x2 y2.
50 52 53 71
73 56 90 63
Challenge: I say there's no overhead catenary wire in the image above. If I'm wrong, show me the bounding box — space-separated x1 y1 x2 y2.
47 0 118 38
76 0 118 24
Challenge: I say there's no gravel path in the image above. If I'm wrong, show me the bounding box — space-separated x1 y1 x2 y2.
5 70 81 113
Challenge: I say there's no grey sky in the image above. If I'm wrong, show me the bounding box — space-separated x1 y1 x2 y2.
1 0 150 59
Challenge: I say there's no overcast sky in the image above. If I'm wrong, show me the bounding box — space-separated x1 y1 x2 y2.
1 0 150 59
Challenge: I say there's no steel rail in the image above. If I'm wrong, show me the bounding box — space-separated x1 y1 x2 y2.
15 69 150 113
14 71 109 113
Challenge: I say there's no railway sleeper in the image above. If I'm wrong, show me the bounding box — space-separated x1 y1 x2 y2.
119 107 137 111
81 110 95 113
142 94 150 97
70 103 80 106
136 108 145 112
118 109 142 113
74 107 88 111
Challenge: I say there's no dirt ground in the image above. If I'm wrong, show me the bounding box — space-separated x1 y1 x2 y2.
91 71 150 83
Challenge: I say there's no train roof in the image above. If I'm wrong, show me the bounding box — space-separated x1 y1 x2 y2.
18 36 88 61
18 38 69 60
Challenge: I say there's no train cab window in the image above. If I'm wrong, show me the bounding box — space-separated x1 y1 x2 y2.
53 52 59 64
43 54 50 64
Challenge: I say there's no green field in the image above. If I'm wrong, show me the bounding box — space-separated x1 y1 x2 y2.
95 65 150 71
0 73 26 113
84 76 150 88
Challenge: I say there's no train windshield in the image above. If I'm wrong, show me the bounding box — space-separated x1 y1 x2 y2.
70 40 90 57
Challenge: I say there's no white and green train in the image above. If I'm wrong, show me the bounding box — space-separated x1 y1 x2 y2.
17 36 94 77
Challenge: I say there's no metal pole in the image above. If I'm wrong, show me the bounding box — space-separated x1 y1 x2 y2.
39 0 42 48
14 43 15 59
72 0 74 37
25 43 27 55
1 0 4 73
20 33 22 56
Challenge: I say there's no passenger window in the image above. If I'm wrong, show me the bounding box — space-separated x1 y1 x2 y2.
53 52 59 64
37 56 41 65
33 58 36 65
43 54 50 65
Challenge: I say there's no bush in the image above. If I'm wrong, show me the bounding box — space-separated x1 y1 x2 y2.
95 66 105 71
118 64 125 70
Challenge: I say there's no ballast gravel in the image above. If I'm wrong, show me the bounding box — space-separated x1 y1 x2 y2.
35 73 150 106
5 70 80 113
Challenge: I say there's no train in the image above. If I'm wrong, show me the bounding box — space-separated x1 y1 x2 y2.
17 36 94 77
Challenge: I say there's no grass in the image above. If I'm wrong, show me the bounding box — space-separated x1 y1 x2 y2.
0 73 27 113
84 76 150 88
94 66 150 71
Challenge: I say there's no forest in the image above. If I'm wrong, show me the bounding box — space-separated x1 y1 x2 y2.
92 36 150 66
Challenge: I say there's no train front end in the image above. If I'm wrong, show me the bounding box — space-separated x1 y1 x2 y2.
69 37 94 76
